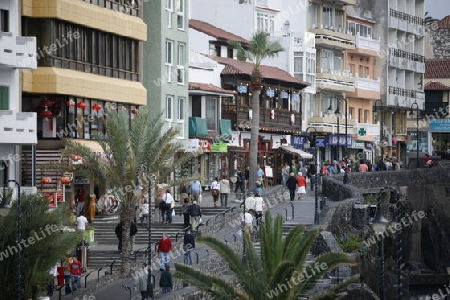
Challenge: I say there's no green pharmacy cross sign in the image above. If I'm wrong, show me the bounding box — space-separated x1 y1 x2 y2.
358 128 367 136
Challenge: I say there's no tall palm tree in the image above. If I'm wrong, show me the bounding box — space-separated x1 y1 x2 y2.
229 32 284 191
64 107 196 274
174 212 354 299
425 12 438 25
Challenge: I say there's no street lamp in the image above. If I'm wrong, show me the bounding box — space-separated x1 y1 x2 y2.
335 97 348 184
409 102 420 168
304 127 319 225
374 99 384 159
232 153 246 261
370 186 400 300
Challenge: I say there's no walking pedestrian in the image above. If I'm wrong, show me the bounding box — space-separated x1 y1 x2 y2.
76 211 89 233
63 255 73 295
234 169 245 200
180 198 191 229
253 192 265 226
159 265 173 294
70 257 82 292
210 177 220 207
115 221 138 254
219 176 230 207
189 179 202 202
296 172 307 200
241 209 254 234
139 200 149 228
183 229 195 265
307 163 317 191
189 200 202 232
281 162 290 185
162 189 174 224
75 187 85 217
156 233 173 271
286 173 297 201
134 263 149 300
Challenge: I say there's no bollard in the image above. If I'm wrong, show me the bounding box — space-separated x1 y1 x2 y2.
320 197 327 210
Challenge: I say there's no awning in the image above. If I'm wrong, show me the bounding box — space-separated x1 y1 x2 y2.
220 119 232 139
189 117 208 137
280 145 313 159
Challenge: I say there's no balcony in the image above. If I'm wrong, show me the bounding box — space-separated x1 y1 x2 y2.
0 111 37 144
348 77 380 99
309 115 356 135
388 86 425 109
222 104 302 133
0 33 36 69
389 48 425 73
356 123 380 137
388 9 425 35
352 34 380 55
316 68 355 93
310 24 355 50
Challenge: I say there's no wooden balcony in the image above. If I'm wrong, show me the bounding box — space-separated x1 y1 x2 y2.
222 104 302 133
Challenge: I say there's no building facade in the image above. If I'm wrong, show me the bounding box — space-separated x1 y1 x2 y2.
20 0 146 203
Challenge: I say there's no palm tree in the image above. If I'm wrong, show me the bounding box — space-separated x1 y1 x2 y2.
64 107 196 274
174 211 354 299
0 193 81 299
425 12 438 25
229 32 284 191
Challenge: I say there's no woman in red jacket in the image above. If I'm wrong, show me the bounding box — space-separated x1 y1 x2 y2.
296 172 307 201
156 233 173 271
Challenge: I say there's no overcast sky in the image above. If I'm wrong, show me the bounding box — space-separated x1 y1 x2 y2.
425 0 450 20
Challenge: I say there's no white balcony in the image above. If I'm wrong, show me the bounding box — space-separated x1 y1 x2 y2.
0 33 36 69
389 16 399 28
356 123 380 136
355 34 380 52
389 55 398 67
416 61 425 73
355 77 380 91
0 111 37 144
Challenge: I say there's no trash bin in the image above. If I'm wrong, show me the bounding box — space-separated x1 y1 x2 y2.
76 241 90 271
56 267 65 286
84 228 95 244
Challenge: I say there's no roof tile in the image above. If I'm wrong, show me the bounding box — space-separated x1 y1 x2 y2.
189 19 250 45
189 82 236 94
425 59 450 78
424 81 450 91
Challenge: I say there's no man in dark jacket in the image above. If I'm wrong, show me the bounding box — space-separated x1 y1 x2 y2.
307 163 317 191
286 172 297 202
189 201 202 231
183 229 195 265
115 221 138 254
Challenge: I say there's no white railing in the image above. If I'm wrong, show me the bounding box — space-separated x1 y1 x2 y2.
355 77 380 91
0 111 37 144
355 34 380 52
0 33 36 69
317 68 353 78
356 123 380 136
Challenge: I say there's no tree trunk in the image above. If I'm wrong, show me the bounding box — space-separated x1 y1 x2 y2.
120 196 134 275
249 70 262 192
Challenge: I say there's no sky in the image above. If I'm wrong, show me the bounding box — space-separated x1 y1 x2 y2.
425 0 450 20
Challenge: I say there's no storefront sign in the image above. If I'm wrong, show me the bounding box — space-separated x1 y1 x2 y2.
199 139 211 151
186 139 200 152
210 141 228 153
353 140 365 149
74 178 90 185
328 135 352 146
364 142 374 150
315 135 327 147
429 119 450 132
291 135 307 148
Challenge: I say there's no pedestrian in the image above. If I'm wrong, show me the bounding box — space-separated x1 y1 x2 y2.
299 163 307 178
234 169 245 200
375 158 387 171
219 176 230 207
159 265 173 294
75 187 85 217
189 200 202 232
139 199 149 228
244 166 250 190
253 181 263 197
358 160 369 172
307 163 317 191
296 172 307 200
210 177 220 207
253 192 264 226
281 162 290 185
70 257 82 292
76 211 89 232
156 233 173 271
286 173 297 201
189 179 202 202
180 183 189 202
183 229 195 265
63 255 73 295
134 263 149 300
256 164 265 188
180 198 191 229
290 159 298 176
162 189 174 224
115 221 138 254
241 208 254 234
159 191 167 223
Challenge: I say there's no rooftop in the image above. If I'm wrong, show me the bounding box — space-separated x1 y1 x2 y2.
189 19 250 45
425 59 450 78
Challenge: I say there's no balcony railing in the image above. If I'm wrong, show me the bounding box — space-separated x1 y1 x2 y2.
388 86 425 108
0 111 37 144
309 116 356 135
310 24 355 49
389 8 425 35
388 48 425 73
355 77 380 91
355 34 380 52
0 33 37 69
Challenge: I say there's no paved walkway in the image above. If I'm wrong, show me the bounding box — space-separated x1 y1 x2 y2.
64 185 326 300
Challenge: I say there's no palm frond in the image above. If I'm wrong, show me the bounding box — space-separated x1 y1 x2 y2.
310 275 360 300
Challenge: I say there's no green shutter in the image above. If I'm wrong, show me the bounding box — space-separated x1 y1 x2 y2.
0 86 9 110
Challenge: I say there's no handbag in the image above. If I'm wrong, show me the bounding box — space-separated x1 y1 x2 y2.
211 189 218 197
172 209 175 216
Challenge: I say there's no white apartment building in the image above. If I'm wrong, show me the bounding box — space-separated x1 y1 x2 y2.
0 0 37 193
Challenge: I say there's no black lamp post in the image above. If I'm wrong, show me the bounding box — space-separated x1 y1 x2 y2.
335 100 340 162
371 186 401 300
305 127 319 225
374 99 384 159
409 102 420 168
335 97 348 184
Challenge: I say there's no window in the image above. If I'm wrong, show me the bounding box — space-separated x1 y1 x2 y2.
256 12 274 33
358 108 362 123
177 97 185 138
348 63 355 76
305 52 316 86
165 40 174 83
347 21 372 38
0 9 9 32
293 52 303 81
323 6 334 27
0 86 8 110
206 97 217 131
364 110 369 123
176 0 185 30
177 42 185 84
166 0 173 28
166 95 173 121
308 4 318 28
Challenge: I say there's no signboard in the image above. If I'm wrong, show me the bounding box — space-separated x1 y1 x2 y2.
210 141 228 153
74 178 90 185
315 135 327 147
237 85 248 94
185 139 199 152
291 135 307 149
63 172 74 181
265 166 273 178
266 89 275 98
327 134 352 146
352 140 365 149
429 119 450 132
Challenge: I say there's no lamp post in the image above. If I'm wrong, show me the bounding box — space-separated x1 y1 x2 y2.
231 154 246 261
335 100 340 162
335 97 348 184
374 99 384 160
409 102 420 168
304 127 319 225
371 186 400 300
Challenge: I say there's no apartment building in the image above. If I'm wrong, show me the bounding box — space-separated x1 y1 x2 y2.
0 0 36 195
355 0 425 166
20 0 146 202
